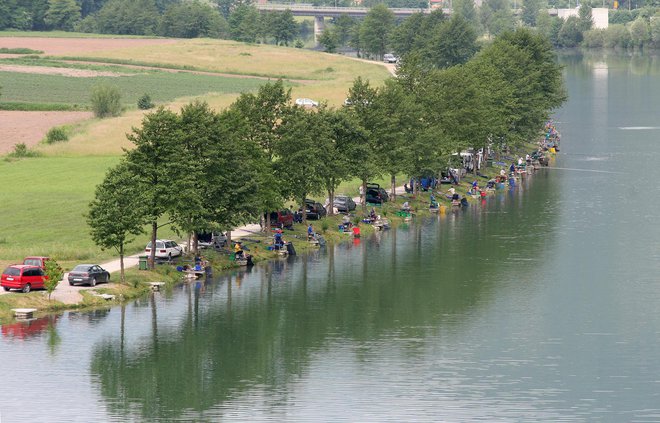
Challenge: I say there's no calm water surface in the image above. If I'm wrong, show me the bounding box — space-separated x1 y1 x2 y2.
2 53 660 422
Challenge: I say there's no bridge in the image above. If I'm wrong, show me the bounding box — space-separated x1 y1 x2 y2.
254 3 451 42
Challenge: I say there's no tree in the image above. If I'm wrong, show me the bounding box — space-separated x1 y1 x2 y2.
360 4 395 59
230 80 292 232
558 16 582 47
269 9 297 45
275 107 332 222
318 28 338 53
45 0 80 30
630 18 651 47
454 0 479 29
90 84 121 118
344 77 381 208
578 3 593 32
44 259 64 301
159 1 228 38
88 161 146 283
477 28 566 148
125 108 189 268
322 109 368 216
521 0 541 26
426 15 478 68
94 0 159 35
228 5 260 43
334 14 355 46
480 0 515 37
651 15 660 48
216 0 252 19
390 12 427 56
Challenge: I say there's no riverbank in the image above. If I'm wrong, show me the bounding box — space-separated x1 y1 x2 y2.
0 149 550 323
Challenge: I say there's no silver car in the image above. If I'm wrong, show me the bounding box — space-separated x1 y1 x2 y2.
333 195 356 213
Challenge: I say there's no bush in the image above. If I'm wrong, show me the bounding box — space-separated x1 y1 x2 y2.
137 93 155 110
45 126 69 144
90 84 122 118
6 143 41 159
294 39 304 48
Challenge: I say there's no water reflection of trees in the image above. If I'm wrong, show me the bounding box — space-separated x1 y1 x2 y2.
91 175 558 420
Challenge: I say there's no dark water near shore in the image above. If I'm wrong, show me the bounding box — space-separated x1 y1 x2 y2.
3 52 660 422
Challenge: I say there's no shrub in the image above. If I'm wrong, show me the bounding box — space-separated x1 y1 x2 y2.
6 143 41 159
0 48 44 54
137 93 155 110
321 220 329 233
90 84 122 118
45 126 69 144
294 39 304 48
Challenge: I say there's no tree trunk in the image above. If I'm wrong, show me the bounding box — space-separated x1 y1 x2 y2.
266 212 271 234
192 232 198 255
226 230 232 251
119 243 125 284
390 174 396 201
361 179 367 210
301 195 308 224
149 221 157 270
328 188 335 217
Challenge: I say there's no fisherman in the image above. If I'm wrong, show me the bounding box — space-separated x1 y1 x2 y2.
402 201 411 212
307 223 314 241
234 241 244 259
342 214 352 230
274 229 284 249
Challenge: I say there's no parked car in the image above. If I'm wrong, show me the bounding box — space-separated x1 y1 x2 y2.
295 98 319 107
332 195 356 213
22 256 52 269
196 232 227 249
383 53 398 63
304 199 327 220
145 239 183 259
68 264 110 287
266 210 294 228
1 265 47 293
366 183 389 204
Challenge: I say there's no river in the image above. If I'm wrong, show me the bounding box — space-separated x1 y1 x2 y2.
2 52 660 422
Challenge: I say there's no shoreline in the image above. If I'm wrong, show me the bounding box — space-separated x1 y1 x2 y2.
0 153 551 324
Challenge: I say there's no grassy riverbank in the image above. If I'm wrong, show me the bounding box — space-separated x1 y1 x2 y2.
0 159 522 324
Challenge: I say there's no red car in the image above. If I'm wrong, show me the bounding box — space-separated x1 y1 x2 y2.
266 210 294 229
1 265 48 293
23 256 52 269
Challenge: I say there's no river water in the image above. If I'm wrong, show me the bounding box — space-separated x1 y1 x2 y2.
2 52 660 422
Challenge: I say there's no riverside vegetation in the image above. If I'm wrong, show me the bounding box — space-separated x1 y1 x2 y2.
0 28 565 321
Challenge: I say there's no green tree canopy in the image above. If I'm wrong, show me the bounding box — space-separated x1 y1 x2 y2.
88 161 146 282
159 1 228 38
360 4 395 59
45 0 80 30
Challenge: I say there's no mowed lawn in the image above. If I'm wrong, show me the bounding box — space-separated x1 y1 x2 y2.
0 156 176 269
0 70 269 106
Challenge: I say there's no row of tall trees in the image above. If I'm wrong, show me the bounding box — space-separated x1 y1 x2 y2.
88 28 565 282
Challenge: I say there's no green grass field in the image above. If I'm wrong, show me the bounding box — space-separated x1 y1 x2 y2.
0 156 179 268
0 69 270 107
0 35 392 268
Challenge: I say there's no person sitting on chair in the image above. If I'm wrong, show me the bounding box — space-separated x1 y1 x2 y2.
274 230 284 249
234 241 244 259
307 223 314 241
402 201 411 212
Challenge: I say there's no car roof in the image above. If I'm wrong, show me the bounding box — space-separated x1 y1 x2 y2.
6 264 39 269
74 264 96 267
24 256 49 259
